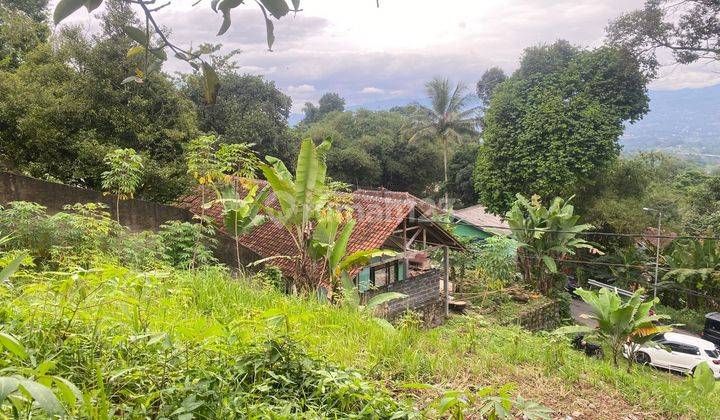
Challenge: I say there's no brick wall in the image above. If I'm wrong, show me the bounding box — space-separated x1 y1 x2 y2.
364 268 442 317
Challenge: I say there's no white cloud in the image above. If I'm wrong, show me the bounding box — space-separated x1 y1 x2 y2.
50 0 720 111
286 84 316 94
360 87 384 94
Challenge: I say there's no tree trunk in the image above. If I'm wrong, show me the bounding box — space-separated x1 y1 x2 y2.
443 137 449 209
116 195 120 224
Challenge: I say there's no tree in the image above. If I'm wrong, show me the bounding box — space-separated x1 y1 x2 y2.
101 148 143 223
664 239 720 310
182 73 295 165
474 41 649 214
52 0 305 103
607 0 719 78
476 66 507 106
446 141 480 207
216 183 268 271
407 77 480 208
0 3 198 202
302 92 346 124
0 1 49 70
506 194 598 296
299 109 443 196
555 287 670 370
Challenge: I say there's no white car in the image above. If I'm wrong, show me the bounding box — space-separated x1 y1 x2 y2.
624 332 720 379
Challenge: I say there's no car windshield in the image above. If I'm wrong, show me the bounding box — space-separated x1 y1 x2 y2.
705 349 720 358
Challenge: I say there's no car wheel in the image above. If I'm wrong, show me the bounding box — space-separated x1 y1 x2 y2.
634 351 651 365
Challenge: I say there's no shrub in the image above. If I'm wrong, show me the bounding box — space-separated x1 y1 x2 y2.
158 220 217 269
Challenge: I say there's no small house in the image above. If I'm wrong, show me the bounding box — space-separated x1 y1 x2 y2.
178 184 465 320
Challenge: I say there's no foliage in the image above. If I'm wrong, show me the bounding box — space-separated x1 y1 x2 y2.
101 148 143 222
258 138 341 292
301 109 443 196
214 183 268 270
474 40 649 214
476 66 507 107
0 2 49 70
0 4 198 202
607 0 719 78
186 135 221 187
53 0 302 100
431 384 552 419
445 141 480 207
182 73 295 165
407 77 480 206
157 219 217 269
302 92 346 124
506 194 598 296
663 238 720 310
555 287 671 370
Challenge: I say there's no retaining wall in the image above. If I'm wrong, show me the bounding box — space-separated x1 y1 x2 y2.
514 300 562 332
364 269 444 321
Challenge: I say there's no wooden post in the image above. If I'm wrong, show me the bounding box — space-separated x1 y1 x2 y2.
443 246 449 316
402 218 409 279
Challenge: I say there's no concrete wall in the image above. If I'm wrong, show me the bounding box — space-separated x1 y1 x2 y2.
514 300 562 332
0 172 249 267
0 172 192 232
364 268 442 318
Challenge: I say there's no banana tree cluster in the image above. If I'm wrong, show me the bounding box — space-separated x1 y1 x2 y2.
506 194 600 295
555 287 671 371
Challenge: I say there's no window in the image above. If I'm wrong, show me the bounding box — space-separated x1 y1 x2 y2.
705 349 720 358
355 259 407 291
667 343 700 355
373 265 388 287
707 319 720 332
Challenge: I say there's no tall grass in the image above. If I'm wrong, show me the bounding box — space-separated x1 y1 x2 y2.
2 263 718 418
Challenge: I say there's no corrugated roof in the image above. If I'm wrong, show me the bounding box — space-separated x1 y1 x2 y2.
453 204 510 235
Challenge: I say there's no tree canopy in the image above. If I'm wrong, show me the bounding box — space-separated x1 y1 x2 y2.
607 0 719 77
302 92 346 124
474 40 650 214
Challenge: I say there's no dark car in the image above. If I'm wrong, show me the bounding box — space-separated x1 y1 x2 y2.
701 312 720 347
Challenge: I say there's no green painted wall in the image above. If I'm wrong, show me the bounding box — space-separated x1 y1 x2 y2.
452 223 492 241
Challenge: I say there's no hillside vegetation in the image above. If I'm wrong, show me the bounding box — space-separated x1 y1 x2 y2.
1 259 718 418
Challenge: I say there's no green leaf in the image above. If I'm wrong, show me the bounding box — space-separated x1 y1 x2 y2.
291 0 301 11
217 0 242 35
294 139 320 224
85 0 103 12
0 377 19 401
257 4 276 51
0 332 28 360
53 0 85 25
340 272 360 308
259 0 290 19
123 25 149 46
541 255 557 273
201 62 221 104
18 380 64 416
328 220 356 275
366 292 406 311
122 76 143 84
551 325 595 336
53 376 83 408
692 363 716 395
0 252 27 282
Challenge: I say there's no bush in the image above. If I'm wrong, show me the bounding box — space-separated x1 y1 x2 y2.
157 219 217 269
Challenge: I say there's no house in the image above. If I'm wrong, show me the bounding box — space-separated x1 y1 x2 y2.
452 204 511 239
178 183 465 319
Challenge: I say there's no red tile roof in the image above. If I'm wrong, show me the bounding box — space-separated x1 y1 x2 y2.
177 182 424 279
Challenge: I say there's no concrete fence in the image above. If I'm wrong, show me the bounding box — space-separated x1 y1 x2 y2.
0 172 193 231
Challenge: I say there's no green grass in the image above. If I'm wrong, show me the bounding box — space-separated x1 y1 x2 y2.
3 263 719 418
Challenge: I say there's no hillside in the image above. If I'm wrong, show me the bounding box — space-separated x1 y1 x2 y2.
2 261 718 418
621 84 720 156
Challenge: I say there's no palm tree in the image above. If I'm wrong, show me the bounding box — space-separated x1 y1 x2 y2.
407 77 480 208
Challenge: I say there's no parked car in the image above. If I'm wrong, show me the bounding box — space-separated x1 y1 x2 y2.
701 312 720 347
624 332 720 379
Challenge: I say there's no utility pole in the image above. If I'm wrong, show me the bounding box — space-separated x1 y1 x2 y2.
643 208 662 300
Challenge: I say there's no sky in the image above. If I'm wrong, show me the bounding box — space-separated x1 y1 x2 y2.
58 0 720 114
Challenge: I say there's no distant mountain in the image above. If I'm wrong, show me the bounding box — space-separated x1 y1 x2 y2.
290 85 720 158
621 84 720 156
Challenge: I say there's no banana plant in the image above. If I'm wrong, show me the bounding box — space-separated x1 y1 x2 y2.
208 183 269 271
506 194 600 295
258 138 336 291
554 287 672 371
